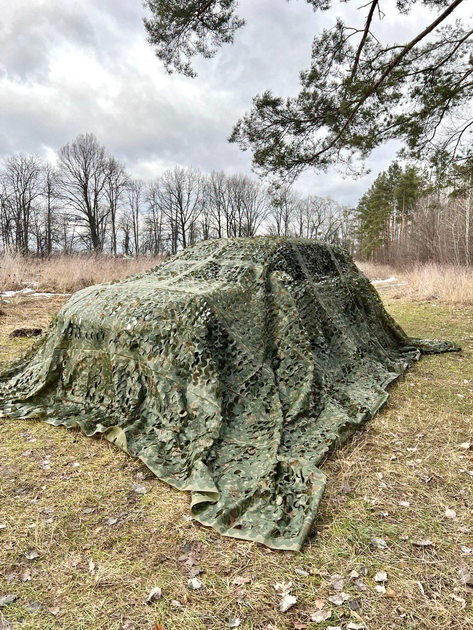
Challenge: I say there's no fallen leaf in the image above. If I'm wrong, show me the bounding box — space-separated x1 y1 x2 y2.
461 546 473 556
348 598 361 610
347 623 365 630
106 517 118 526
232 576 251 586
330 574 345 591
312 598 325 610
374 571 388 583
445 508 457 519
386 586 398 598
131 483 147 495
459 442 471 450
262 625 280 630
234 587 246 602
0 523 6 530
310 609 332 623
170 600 182 608
280 593 297 612
274 581 293 596
24 601 41 613
375 585 386 594
88 559 96 575
349 570 359 580
228 618 241 628
412 539 434 547
0 594 17 607
49 607 60 616
328 592 350 606
294 568 309 577
354 579 367 592
121 622 136 630
20 571 31 582
187 578 203 590
25 549 40 560
293 623 307 630
371 537 387 549
399 500 410 507
178 542 202 568
153 624 165 630
146 587 162 604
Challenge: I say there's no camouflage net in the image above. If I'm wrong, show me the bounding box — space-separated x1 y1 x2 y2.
0 238 460 550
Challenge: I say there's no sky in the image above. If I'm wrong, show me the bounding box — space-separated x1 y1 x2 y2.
0 0 468 206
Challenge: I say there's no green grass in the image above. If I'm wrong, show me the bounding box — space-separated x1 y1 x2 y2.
0 296 472 630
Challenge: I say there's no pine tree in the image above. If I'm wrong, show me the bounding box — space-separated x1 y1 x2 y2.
143 0 472 178
357 162 427 259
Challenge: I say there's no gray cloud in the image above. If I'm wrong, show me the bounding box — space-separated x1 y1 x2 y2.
0 0 468 205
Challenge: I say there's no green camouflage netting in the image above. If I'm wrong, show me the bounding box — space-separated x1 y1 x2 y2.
0 237 460 550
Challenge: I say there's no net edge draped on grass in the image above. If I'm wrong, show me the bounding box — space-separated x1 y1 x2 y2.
0 237 460 551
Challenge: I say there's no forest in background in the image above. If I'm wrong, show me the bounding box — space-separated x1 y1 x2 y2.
0 133 354 259
1 131 472 267
358 156 473 265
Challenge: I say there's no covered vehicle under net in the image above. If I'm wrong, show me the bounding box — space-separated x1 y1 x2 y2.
0 237 459 550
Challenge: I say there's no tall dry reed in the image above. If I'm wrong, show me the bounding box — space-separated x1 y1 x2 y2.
0 253 163 293
357 260 473 305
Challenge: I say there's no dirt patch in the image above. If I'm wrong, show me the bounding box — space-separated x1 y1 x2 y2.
9 327 43 339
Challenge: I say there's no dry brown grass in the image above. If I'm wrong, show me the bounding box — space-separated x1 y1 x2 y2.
0 251 163 294
357 261 473 305
2 252 473 306
356 261 401 283
1 294 472 630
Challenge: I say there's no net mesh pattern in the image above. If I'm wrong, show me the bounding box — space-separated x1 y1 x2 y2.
0 237 459 550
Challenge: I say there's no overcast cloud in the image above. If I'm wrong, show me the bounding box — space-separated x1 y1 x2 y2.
0 0 467 206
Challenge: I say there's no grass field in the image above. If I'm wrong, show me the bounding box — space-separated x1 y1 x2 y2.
0 289 472 630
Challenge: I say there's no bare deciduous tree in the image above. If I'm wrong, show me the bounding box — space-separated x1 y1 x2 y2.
57 133 110 252
105 157 129 256
159 167 203 252
42 163 60 257
144 179 166 255
126 179 145 256
1 154 43 254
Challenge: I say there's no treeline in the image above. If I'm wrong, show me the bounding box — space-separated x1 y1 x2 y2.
0 133 355 257
358 158 473 265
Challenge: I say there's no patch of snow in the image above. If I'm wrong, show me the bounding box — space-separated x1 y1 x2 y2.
371 277 408 288
32 292 72 298
0 287 70 298
371 276 399 284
